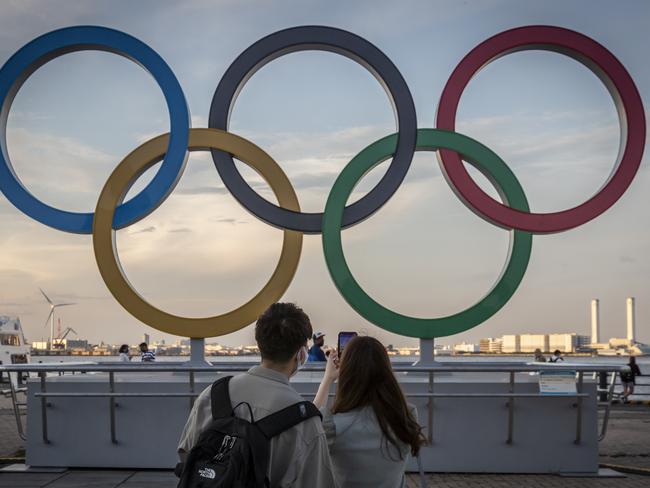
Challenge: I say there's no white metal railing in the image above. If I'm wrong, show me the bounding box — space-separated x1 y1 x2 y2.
0 362 628 447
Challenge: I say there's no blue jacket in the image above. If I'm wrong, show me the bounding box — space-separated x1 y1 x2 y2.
308 344 326 362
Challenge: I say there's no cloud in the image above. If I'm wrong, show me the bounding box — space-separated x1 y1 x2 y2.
176 186 229 196
212 217 248 225
5 127 118 211
129 226 156 234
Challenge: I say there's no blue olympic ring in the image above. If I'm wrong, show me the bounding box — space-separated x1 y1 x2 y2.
0 26 190 234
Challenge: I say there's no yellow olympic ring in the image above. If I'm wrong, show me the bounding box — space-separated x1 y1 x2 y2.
92 128 303 338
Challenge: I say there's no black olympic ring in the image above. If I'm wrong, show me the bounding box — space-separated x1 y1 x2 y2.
209 25 417 233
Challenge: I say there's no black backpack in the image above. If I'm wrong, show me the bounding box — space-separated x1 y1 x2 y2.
176 376 321 488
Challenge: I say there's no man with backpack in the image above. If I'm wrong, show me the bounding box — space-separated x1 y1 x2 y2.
177 302 338 487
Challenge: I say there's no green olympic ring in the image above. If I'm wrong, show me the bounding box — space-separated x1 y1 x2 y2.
322 129 533 338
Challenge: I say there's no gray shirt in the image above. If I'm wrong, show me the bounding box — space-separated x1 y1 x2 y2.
178 366 338 488
321 404 418 488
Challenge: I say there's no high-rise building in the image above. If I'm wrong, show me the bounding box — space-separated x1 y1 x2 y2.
142 333 150 345
591 299 600 344
627 297 636 343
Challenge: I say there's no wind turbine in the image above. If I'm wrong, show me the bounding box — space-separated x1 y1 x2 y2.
40 289 76 349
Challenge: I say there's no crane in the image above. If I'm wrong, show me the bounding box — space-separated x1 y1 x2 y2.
52 327 78 349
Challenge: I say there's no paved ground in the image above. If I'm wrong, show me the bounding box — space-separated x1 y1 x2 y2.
1 391 649 487
599 406 650 470
0 469 648 488
0 393 24 459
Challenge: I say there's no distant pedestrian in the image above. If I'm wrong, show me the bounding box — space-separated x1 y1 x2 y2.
118 344 131 362
139 342 155 362
621 356 642 403
549 350 564 363
534 349 546 363
308 331 327 362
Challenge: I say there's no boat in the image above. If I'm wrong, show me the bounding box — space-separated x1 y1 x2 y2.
0 315 30 376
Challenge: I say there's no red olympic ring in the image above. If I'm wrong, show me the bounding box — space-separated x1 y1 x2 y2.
436 25 646 234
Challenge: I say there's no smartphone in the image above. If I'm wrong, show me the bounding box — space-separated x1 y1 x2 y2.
337 331 358 357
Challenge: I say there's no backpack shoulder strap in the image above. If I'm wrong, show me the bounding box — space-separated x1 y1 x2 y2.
256 401 322 439
210 375 233 420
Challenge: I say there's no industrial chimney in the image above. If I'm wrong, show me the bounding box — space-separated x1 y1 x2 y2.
591 299 600 345
627 297 636 344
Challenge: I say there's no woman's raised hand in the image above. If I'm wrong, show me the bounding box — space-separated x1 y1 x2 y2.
324 349 340 383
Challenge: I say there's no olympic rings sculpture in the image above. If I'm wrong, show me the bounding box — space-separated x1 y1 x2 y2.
0 25 644 339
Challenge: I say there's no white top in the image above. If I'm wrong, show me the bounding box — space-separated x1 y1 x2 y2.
321 404 417 488
119 352 130 362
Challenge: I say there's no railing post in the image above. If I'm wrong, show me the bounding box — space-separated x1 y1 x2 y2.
427 371 434 444
39 371 49 444
109 372 117 444
507 372 515 444
189 370 196 411
8 371 25 440
575 372 583 444
599 371 618 441
598 372 608 402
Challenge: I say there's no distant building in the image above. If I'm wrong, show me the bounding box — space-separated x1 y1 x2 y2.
502 335 520 353
479 338 502 354
142 333 150 345
454 342 479 353
609 338 631 348
520 334 549 353
576 335 591 350
52 339 89 351
591 299 600 344
548 333 577 353
205 343 224 354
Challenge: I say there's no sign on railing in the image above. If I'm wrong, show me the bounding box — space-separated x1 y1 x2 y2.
539 370 578 395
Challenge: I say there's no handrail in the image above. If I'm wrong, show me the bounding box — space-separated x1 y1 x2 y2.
611 375 650 396
32 392 591 399
0 362 630 374
2 361 627 447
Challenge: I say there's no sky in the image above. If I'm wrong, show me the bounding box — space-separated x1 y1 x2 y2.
0 0 648 349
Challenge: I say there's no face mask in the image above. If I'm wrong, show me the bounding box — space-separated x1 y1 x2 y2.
293 346 309 375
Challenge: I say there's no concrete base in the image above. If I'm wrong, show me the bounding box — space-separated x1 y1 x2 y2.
0 464 67 473
559 468 625 478
24 370 599 473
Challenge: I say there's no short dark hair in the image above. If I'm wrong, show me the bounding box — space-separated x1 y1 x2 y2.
139 342 148 350
255 303 312 362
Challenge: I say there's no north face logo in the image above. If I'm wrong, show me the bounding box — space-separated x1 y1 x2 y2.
198 468 216 479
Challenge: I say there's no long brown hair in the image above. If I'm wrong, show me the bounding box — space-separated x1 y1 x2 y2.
332 336 425 457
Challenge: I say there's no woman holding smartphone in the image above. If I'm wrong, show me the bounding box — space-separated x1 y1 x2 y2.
313 336 425 487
